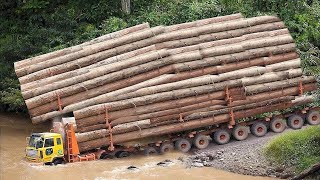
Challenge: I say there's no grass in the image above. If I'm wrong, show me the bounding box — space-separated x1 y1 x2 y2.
263 125 320 173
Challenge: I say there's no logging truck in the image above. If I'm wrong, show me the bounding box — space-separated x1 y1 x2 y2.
25 102 320 165
16 14 319 165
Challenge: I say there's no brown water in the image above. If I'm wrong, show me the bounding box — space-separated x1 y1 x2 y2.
0 113 276 180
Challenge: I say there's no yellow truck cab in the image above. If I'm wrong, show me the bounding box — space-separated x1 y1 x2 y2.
26 132 64 165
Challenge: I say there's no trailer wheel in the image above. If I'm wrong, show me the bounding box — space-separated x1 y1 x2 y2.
287 115 304 129
159 143 174 154
306 110 320 125
232 125 248 141
270 117 286 133
144 147 158 156
115 151 130 158
250 122 267 137
193 134 210 149
175 139 191 153
213 130 230 145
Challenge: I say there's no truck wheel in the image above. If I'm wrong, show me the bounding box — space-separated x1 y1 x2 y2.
270 117 286 133
250 122 267 137
193 134 210 149
115 151 130 158
213 130 230 145
159 143 174 154
175 139 191 153
52 158 63 165
306 110 320 125
144 147 158 156
232 125 248 141
287 115 304 129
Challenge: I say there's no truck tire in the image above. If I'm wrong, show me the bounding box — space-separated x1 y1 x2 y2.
213 130 230 145
193 134 210 149
52 158 63 165
287 115 304 129
270 117 286 133
144 147 158 156
115 151 130 158
175 139 191 153
306 110 320 125
232 125 248 141
250 122 267 137
159 143 174 154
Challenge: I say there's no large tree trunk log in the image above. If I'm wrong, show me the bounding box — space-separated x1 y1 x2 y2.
22 49 170 100
164 13 243 32
25 34 293 107
29 47 297 122
18 26 165 84
77 96 314 152
154 16 280 43
75 96 295 142
75 83 317 132
72 59 302 120
14 23 150 71
21 27 288 93
21 45 158 91
16 26 162 78
160 27 287 50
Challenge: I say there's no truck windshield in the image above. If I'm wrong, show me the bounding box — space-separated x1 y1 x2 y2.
28 135 44 149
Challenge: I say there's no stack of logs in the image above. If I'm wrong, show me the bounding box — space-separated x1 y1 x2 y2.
14 13 318 152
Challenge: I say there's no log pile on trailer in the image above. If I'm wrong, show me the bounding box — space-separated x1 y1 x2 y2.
15 13 318 153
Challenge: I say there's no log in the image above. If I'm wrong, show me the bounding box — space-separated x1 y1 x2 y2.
168 22 286 55
22 49 170 99
164 13 243 32
158 25 287 50
72 59 302 120
75 96 295 142
18 26 165 84
74 82 317 129
29 47 297 121
184 96 295 121
245 76 316 95
25 34 294 107
22 27 288 92
77 96 314 152
21 45 157 91
291 163 320 180
14 23 150 70
154 16 280 43
16 25 162 78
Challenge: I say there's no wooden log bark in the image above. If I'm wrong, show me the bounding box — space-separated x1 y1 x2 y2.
21 45 157 91
22 49 170 99
25 34 293 108
18 26 165 84
16 26 162 78
72 58 302 120
159 24 287 50
29 47 297 122
14 23 150 71
75 96 294 142
164 13 243 32
154 16 280 43
21 27 288 92
75 83 317 132
77 96 314 152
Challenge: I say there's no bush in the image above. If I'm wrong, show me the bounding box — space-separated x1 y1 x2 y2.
263 126 320 172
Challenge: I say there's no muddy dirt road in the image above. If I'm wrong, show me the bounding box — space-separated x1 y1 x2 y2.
0 113 277 180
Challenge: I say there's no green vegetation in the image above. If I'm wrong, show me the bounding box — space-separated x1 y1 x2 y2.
264 125 320 172
0 0 319 112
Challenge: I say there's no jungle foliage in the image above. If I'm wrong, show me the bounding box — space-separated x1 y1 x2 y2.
0 0 319 112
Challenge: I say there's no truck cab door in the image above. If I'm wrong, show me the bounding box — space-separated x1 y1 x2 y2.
43 138 55 163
